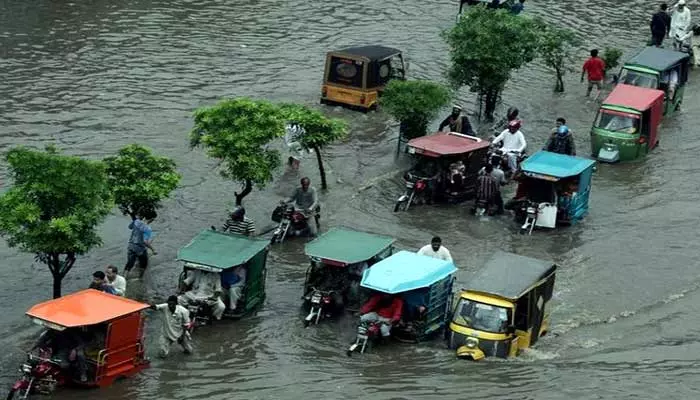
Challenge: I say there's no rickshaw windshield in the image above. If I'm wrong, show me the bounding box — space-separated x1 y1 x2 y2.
328 57 363 87
619 68 658 89
452 298 511 333
594 110 640 134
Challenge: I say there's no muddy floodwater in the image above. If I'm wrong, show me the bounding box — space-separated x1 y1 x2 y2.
2 0 700 399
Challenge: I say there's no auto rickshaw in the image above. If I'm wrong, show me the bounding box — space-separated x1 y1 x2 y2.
177 229 269 324
320 45 407 111
447 251 556 360
393 132 489 212
507 151 596 235
8 289 150 399
302 227 395 326
590 83 664 163
346 251 457 355
617 46 690 116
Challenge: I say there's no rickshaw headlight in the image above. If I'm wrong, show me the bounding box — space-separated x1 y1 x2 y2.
466 337 479 349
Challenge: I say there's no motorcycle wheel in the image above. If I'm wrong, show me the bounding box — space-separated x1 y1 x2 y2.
6 389 17 400
303 319 310 328
393 200 404 212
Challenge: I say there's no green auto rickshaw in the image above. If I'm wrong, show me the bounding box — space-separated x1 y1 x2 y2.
617 46 691 116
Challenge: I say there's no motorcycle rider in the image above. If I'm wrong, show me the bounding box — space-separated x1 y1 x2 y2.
359 292 404 340
216 206 255 236
670 0 692 50
283 177 320 236
438 105 475 135
492 120 527 173
544 124 576 156
150 296 193 358
32 328 89 382
178 269 226 321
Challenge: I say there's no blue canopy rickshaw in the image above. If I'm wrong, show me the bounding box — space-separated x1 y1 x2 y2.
509 151 596 234
347 251 457 354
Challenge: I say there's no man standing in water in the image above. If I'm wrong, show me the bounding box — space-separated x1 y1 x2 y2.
650 3 671 47
151 296 193 358
124 209 157 276
670 0 692 50
438 105 475 136
417 236 453 262
581 49 606 98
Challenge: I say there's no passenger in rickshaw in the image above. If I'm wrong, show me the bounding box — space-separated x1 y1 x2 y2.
178 269 225 320
438 105 475 135
446 160 466 193
359 292 404 339
555 178 579 223
221 265 246 312
505 174 556 211
661 67 680 101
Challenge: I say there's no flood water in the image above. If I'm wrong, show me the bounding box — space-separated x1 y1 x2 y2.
2 0 700 398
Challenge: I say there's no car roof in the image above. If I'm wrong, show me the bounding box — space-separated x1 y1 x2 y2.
625 46 690 71
602 83 665 112
26 289 149 328
467 252 556 301
407 132 490 157
304 227 395 265
332 45 402 61
520 151 596 178
360 250 457 294
177 229 269 270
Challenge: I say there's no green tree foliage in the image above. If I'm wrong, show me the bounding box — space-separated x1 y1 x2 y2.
602 47 623 73
104 144 180 218
190 98 285 205
443 7 541 120
278 104 348 189
0 146 113 298
379 80 452 140
536 22 580 92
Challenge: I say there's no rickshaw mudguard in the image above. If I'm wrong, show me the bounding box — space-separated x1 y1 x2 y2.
456 345 485 361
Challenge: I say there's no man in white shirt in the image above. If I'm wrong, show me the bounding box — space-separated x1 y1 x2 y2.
670 0 692 50
492 120 527 172
178 269 226 320
105 265 127 296
151 296 193 358
417 236 453 262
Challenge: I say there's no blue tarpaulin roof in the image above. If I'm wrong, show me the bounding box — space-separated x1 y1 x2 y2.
360 250 457 294
520 151 596 179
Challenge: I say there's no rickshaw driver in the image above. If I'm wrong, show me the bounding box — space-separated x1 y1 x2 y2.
31 328 89 382
492 120 527 172
283 177 320 235
179 269 226 320
359 293 404 339
438 105 475 135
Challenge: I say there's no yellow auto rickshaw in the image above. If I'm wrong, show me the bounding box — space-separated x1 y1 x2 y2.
447 251 556 360
320 45 407 111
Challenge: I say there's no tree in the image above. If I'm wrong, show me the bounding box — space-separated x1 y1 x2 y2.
602 47 623 73
443 7 541 120
379 80 452 146
190 98 285 205
537 22 580 92
278 104 348 190
104 144 180 218
0 146 113 298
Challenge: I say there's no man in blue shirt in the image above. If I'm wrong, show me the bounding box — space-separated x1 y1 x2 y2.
511 0 525 14
221 266 246 312
124 209 157 275
90 271 118 295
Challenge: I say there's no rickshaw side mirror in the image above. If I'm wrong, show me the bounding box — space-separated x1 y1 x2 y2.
659 82 669 92
506 325 516 335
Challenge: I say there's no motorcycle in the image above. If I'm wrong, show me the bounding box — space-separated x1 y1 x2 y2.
393 177 428 212
518 200 541 235
302 287 336 327
184 299 214 327
270 203 313 244
8 350 67 400
487 146 526 178
346 321 383 356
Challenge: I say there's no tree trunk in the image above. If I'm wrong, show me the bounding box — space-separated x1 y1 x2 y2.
554 66 565 92
47 252 76 299
484 88 499 121
313 145 328 190
234 179 253 206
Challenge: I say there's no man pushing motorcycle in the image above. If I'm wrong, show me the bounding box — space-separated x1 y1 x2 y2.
282 177 320 236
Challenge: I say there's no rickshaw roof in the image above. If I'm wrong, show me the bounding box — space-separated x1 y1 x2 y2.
333 45 402 61
26 289 149 328
407 132 489 157
360 250 457 294
602 83 665 112
177 229 269 270
625 46 690 71
520 151 596 178
304 227 395 264
468 252 556 300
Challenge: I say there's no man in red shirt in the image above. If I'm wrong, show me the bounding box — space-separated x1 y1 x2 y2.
581 49 606 97
359 292 404 338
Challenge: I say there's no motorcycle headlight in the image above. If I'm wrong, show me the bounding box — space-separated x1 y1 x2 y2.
22 364 32 373
465 337 479 349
